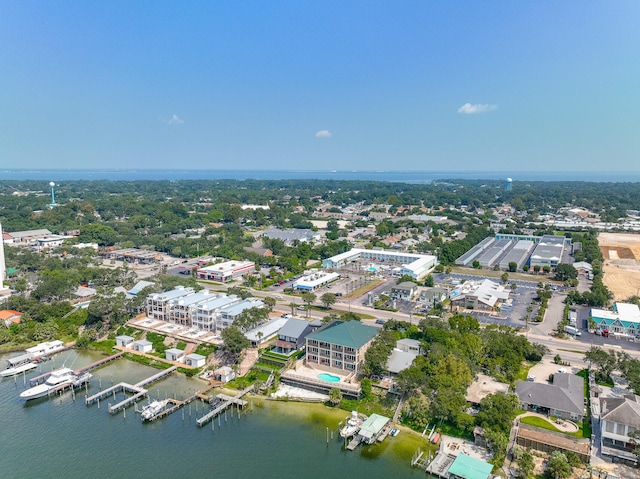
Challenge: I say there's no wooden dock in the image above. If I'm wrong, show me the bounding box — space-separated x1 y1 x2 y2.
75 352 124 374
196 385 253 427
29 352 125 386
134 366 177 388
86 366 177 414
144 381 222 422
346 437 361 450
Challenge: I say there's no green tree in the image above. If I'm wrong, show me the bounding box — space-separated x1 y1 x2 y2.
424 274 435 287
555 263 578 282
263 297 276 312
546 451 572 479
518 449 535 479
508 262 518 272
476 393 520 435
320 292 336 309
221 326 250 357
301 292 316 317
328 387 343 405
501 272 509 284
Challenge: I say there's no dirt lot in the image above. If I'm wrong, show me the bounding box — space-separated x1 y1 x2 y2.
598 232 640 300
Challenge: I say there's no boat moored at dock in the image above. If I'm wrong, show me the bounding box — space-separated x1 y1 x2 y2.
140 400 170 421
340 411 364 438
19 367 92 400
1 353 38 378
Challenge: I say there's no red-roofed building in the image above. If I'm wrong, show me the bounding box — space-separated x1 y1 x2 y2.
0 310 22 327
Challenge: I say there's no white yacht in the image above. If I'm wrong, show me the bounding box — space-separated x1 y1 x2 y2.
1 353 38 378
140 399 169 421
19 367 92 400
340 411 363 438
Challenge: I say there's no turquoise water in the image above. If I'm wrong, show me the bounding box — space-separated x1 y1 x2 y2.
318 373 341 383
0 350 425 478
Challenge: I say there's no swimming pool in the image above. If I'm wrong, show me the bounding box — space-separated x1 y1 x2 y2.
317 373 340 383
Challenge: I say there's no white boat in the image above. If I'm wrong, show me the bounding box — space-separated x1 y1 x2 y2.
340 411 363 438
19 367 92 400
25 340 65 358
1 353 39 378
140 399 169 421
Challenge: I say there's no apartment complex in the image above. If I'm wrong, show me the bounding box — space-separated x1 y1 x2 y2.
305 320 378 374
145 287 263 332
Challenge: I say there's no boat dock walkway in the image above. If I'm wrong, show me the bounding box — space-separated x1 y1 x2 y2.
29 352 124 386
346 436 362 450
133 366 177 388
75 352 124 374
85 366 178 414
196 385 253 427
145 381 219 422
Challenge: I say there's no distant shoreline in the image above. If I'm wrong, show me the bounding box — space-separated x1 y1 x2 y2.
2 169 640 183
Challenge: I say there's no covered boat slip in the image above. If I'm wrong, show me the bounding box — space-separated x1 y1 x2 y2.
6 353 35 366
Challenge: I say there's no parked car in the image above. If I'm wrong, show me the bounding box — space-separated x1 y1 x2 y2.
375 319 386 325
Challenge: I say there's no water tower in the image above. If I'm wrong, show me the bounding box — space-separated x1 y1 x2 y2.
47 181 59 207
504 178 513 192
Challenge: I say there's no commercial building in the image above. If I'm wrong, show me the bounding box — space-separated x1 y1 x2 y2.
262 227 319 245
305 320 378 375
450 279 510 311
197 260 255 283
106 248 161 264
590 302 640 339
322 248 437 280
294 271 340 291
529 235 566 269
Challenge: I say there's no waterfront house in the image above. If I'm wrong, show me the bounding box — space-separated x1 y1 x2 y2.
465 373 510 406
600 394 640 465
185 353 206 368
132 339 153 353
386 339 422 376
165 348 185 362
274 318 314 354
115 335 134 348
305 320 378 375
515 373 584 421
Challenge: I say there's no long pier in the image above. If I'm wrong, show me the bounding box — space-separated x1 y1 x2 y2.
196 385 253 427
75 352 124 374
29 352 125 386
134 366 177 388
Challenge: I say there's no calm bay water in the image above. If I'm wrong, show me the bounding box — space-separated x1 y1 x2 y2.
0 350 425 478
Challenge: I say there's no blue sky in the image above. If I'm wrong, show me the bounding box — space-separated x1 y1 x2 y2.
1 1 639 172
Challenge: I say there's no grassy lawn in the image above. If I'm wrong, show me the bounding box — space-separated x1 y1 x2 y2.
520 415 590 438
345 279 385 299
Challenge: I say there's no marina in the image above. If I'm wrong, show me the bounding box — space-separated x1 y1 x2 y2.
0 349 424 477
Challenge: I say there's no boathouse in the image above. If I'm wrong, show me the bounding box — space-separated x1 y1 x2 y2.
447 454 493 479
213 366 235 383
185 353 206 368
116 335 134 348
165 348 185 362
357 414 390 444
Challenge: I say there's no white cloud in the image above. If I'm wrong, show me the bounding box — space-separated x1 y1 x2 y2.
168 114 184 125
457 103 497 114
315 129 332 139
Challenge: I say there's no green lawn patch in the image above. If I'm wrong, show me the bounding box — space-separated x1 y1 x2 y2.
194 343 216 357
520 415 563 433
91 339 116 354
